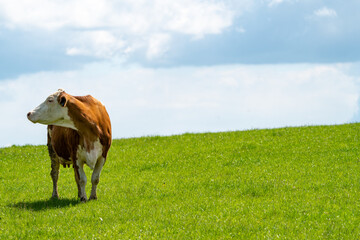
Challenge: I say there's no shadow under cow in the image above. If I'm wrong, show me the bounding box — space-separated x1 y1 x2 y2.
9 198 81 211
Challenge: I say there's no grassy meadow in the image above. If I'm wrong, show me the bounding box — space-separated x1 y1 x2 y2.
1 124 360 239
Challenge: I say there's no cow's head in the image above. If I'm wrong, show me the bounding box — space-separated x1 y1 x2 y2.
27 89 77 130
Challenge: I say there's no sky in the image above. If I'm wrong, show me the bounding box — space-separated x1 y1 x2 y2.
1 0 360 147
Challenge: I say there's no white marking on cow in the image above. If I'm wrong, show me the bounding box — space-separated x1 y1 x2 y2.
77 139 103 170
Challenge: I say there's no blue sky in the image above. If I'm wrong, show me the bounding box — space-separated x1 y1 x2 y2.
0 0 360 147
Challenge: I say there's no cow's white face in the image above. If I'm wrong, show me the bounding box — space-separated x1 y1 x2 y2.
27 89 77 130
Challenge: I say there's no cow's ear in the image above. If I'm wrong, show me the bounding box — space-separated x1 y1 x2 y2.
59 96 67 107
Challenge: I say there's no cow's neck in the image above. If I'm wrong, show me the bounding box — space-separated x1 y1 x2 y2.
66 96 101 144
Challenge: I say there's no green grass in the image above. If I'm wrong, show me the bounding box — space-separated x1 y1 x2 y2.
1 123 360 239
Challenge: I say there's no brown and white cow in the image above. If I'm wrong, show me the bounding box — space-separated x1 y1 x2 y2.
27 89 112 202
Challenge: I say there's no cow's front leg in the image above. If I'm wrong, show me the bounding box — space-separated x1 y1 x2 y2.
74 160 87 202
50 158 60 199
90 157 105 200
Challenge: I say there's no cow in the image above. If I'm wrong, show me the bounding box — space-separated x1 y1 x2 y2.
27 89 112 202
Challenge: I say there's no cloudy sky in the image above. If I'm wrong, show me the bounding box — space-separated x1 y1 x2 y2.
1 0 360 147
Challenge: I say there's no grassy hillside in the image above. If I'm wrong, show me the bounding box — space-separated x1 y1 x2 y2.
1 124 360 239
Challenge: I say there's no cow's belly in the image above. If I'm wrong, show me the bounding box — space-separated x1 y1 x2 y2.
57 157 72 166
76 139 103 170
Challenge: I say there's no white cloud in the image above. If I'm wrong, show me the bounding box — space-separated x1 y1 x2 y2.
267 0 296 7
163 1 233 38
1 61 359 147
0 0 110 30
66 47 86 56
314 7 337 18
65 30 126 58
0 0 235 59
268 0 285 7
146 33 171 59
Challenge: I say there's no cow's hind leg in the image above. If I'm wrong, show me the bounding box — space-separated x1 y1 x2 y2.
89 157 105 200
73 168 81 199
74 160 87 202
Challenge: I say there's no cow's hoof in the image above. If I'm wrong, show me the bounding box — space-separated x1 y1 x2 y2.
80 197 87 203
89 195 97 201
51 195 59 200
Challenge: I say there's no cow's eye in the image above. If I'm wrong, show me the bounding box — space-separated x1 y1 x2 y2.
48 99 54 103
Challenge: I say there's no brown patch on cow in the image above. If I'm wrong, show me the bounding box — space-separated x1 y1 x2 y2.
58 92 112 158
48 125 79 167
